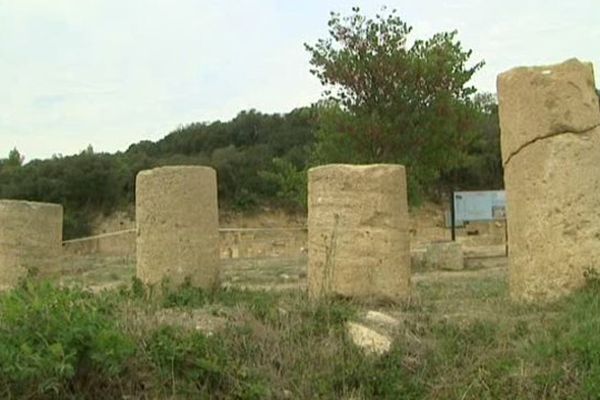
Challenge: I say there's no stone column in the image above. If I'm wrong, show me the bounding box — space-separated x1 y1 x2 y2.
136 166 220 289
0 200 63 289
497 58 600 302
308 164 410 301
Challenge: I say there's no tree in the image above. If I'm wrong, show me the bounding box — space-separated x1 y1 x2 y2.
259 158 307 210
438 93 503 194
6 147 24 167
305 7 484 201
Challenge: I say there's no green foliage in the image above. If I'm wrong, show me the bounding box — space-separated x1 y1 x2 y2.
0 108 317 237
532 280 600 397
62 210 93 239
133 108 316 211
145 326 269 398
306 7 486 200
5 275 600 398
442 92 503 193
298 299 356 336
6 147 24 167
0 149 129 239
0 282 134 398
160 277 211 308
160 278 282 323
359 345 425 399
259 157 307 210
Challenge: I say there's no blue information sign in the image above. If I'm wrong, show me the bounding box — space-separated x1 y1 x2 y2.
453 190 506 225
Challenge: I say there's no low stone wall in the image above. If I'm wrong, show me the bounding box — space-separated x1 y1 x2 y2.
63 224 503 262
219 228 307 259
63 228 308 260
63 229 136 257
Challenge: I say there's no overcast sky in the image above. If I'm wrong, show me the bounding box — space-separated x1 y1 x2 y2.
1 0 599 161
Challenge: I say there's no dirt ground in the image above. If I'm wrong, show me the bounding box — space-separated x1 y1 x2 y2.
49 248 508 304
53 202 510 335
38 248 517 353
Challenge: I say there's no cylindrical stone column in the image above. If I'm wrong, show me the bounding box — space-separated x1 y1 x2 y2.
0 200 63 289
136 166 220 289
498 58 600 302
308 164 410 301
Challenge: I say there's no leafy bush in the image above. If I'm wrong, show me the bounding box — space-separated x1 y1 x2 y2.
10 271 600 399
62 209 93 240
0 282 134 398
259 157 308 210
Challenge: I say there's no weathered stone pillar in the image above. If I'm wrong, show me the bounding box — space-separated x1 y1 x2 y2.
0 200 63 289
136 166 220 289
308 164 410 301
498 58 600 302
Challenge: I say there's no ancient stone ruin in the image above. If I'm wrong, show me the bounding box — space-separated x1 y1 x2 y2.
497 58 600 302
307 164 410 301
0 200 63 289
136 166 220 289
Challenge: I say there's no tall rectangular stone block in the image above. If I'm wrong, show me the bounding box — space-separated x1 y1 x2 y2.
498 58 600 302
308 164 410 301
136 166 220 289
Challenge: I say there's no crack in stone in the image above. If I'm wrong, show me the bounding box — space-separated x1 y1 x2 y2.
503 122 600 167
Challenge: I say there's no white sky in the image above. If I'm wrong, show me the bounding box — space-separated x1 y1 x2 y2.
1 0 599 161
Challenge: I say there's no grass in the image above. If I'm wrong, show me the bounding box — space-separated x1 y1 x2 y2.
2 257 600 398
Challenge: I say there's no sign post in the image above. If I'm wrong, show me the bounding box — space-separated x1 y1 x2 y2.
450 191 456 241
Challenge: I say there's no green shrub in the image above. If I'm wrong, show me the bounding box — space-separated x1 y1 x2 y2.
160 277 210 308
13 271 600 399
0 282 135 398
145 325 269 398
159 278 282 323
62 209 92 240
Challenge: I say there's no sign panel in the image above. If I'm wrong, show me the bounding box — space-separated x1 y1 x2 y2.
453 190 506 225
